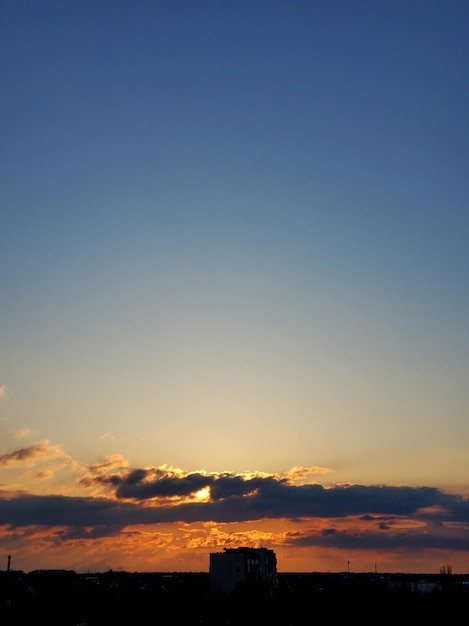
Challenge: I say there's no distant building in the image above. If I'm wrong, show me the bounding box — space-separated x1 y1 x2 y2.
209 547 278 597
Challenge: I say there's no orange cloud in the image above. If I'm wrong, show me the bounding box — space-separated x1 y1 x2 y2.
84 454 130 474
285 466 334 484
2 446 469 574
78 454 131 496
100 432 116 440
0 441 66 467
1 509 469 574
8 427 32 439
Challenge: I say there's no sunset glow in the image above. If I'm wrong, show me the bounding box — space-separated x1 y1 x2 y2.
1 0 469 575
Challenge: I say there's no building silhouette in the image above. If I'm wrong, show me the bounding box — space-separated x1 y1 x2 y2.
209 546 278 597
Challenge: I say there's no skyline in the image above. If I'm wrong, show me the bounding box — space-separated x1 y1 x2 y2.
1 0 469 573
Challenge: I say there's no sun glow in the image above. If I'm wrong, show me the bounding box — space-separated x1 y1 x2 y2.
193 486 211 502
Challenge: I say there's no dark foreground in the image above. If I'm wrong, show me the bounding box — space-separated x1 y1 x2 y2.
1 569 468 625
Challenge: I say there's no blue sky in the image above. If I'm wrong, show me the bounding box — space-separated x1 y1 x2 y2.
1 0 469 572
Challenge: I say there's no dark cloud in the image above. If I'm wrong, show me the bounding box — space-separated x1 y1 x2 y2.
79 467 150 491
209 474 278 500
1 475 468 534
2 467 469 555
83 468 285 502
116 472 210 499
81 464 456 525
0 442 61 466
0 493 136 528
379 522 392 529
284 525 469 551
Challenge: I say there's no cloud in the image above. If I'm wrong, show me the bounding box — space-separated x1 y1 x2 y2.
80 465 287 502
285 466 334 484
81 465 459 522
8 428 32 439
0 441 66 468
79 454 131 490
83 454 130 475
0 492 131 535
2 459 469 557
283 522 469 551
0 385 5 398
100 432 116 440
2 472 469 530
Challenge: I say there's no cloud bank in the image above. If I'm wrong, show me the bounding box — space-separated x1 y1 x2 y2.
1 444 469 558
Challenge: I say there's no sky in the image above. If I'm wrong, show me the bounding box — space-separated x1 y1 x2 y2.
1 0 469 574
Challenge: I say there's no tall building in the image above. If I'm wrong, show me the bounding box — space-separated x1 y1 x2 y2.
209 547 278 597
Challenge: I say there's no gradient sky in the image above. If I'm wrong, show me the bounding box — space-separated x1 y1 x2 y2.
1 0 469 574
